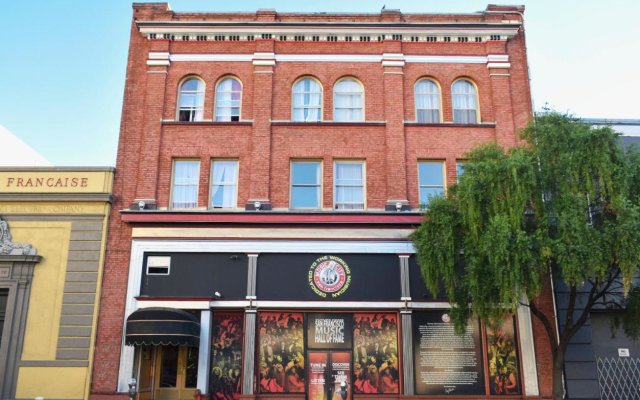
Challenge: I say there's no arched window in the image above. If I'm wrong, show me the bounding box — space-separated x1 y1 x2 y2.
333 78 364 122
452 79 478 124
415 79 441 123
292 78 322 122
177 77 205 122
215 77 242 121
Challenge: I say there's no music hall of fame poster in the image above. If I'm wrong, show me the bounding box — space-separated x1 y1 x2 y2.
258 312 305 393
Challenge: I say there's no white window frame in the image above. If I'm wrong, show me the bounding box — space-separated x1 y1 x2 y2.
290 160 323 209
333 160 366 210
292 77 323 122
210 159 239 209
170 160 200 209
414 78 442 123
214 77 242 122
452 79 479 124
333 78 364 122
177 77 205 122
418 161 445 207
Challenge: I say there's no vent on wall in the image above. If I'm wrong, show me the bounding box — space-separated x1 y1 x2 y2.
147 256 171 275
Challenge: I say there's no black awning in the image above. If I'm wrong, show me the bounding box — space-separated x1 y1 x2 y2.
125 307 200 347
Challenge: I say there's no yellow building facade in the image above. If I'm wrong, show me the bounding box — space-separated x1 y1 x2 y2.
0 167 113 400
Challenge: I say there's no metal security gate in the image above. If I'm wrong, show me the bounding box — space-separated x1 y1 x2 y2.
596 357 640 399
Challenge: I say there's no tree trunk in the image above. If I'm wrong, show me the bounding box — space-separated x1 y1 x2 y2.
552 350 565 400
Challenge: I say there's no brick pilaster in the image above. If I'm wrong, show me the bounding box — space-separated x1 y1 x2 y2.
488 55 517 148
382 52 410 210
246 44 275 210
134 47 170 202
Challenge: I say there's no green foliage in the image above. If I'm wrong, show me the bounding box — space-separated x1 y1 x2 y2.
622 287 640 340
411 112 640 333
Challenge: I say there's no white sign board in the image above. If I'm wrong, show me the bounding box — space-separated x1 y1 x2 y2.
618 348 630 357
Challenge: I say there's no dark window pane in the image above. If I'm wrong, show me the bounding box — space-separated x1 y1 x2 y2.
179 110 192 122
0 289 7 347
185 346 199 388
160 347 178 387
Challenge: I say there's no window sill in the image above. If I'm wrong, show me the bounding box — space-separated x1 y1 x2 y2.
162 120 253 126
405 121 496 127
271 121 386 127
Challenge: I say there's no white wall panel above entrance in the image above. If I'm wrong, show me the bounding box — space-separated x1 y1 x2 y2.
130 239 414 254
131 227 414 240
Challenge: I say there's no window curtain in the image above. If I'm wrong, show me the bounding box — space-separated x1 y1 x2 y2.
172 161 199 208
293 79 321 121
211 161 238 208
179 79 205 121
452 80 477 124
415 80 440 123
335 163 364 209
215 78 241 121
334 79 363 122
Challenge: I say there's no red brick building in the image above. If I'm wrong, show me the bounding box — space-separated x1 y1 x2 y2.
91 3 554 399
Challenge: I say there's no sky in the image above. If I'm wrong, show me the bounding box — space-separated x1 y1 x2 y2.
1 0 639 166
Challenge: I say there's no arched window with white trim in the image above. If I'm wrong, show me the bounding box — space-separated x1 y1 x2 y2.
292 77 322 122
215 77 242 121
333 78 364 122
415 79 441 123
452 79 478 124
177 77 205 122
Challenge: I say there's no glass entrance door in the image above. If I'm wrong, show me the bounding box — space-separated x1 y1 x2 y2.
155 346 199 400
307 351 351 400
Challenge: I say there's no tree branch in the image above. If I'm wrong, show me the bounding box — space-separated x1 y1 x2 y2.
529 298 558 358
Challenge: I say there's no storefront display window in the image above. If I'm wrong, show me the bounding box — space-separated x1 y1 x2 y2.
352 313 399 394
487 316 521 395
210 312 244 399
258 312 305 393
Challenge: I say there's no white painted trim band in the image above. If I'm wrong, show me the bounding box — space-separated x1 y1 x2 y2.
382 61 406 67
146 60 170 66
148 52 170 60
167 53 489 64
487 54 509 62
487 62 511 69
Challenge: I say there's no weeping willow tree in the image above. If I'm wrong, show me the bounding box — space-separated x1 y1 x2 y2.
411 112 640 399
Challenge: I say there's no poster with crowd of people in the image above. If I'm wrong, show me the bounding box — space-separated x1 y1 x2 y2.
486 317 521 395
258 312 305 393
352 313 399 394
209 312 244 400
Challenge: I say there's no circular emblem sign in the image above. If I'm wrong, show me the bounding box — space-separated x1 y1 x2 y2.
308 256 351 298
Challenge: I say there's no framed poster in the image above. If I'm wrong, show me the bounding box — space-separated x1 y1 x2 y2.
352 313 399 394
413 311 484 395
210 312 243 400
486 316 521 395
258 312 305 393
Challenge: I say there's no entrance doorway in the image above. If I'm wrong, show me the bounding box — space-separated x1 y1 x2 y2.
154 346 199 400
307 351 351 400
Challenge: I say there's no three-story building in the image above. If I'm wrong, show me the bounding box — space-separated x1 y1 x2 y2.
91 4 554 399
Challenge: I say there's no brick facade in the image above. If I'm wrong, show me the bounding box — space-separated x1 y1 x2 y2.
91 3 553 399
